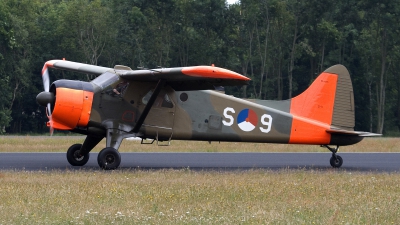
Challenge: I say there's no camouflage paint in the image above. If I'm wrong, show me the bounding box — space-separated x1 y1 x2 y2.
40 60 373 151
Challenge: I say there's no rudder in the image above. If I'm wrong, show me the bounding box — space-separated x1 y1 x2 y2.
325 65 355 131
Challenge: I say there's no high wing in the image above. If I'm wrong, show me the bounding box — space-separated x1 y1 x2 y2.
44 60 250 91
117 66 250 91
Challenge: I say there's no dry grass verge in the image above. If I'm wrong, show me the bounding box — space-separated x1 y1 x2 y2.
0 169 399 224
1 137 399 224
0 136 398 153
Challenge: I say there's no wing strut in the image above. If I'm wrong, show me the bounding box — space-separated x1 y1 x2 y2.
131 79 166 133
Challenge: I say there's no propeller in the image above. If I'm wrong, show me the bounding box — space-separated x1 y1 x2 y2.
36 62 55 135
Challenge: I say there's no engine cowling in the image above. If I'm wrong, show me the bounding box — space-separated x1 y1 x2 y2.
46 80 94 130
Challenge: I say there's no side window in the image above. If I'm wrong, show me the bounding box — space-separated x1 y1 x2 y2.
142 90 153 105
142 90 173 108
161 94 173 108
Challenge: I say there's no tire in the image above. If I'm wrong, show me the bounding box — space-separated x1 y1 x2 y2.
66 144 90 166
330 155 343 168
97 147 121 170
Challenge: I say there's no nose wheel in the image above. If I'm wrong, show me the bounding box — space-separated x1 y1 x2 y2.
67 144 90 166
97 147 121 170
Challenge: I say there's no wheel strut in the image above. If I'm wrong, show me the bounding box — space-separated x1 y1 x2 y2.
323 145 339 155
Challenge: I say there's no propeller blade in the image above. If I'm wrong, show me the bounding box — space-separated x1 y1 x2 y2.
49 118 54 136
46 107 54 136
41 62 52 116
42 63 50 92
41 62 54 135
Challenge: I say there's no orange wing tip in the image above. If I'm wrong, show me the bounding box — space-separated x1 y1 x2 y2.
182 66 250 81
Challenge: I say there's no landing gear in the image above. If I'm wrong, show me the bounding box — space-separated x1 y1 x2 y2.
97 147 121 170
67 144 90 166
322 145 343 168
330 155 343 168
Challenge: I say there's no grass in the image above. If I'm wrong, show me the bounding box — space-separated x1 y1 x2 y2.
0 136 399 224
0 136 399 152
0 169 399 224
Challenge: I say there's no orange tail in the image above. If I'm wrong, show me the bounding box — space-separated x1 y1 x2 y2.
289 65 355 144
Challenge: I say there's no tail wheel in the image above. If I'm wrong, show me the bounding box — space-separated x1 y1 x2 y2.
330 155 343 168
98 147 121 170
67 144 90 166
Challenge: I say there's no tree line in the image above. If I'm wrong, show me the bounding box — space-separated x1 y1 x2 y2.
1 0 400 135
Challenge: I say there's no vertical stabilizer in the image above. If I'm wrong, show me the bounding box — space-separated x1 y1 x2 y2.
290 65 355 130
288 65 355 144
290 70 337 125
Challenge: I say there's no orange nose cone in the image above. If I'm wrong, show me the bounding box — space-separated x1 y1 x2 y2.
50 88 94 130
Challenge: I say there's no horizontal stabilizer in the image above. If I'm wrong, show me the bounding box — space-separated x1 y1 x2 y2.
326 129 382 137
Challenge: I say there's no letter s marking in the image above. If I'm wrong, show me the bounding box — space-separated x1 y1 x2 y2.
222 107 235 126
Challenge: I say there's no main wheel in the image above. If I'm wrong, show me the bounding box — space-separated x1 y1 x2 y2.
330 155 343 168
67 144 90 166
97 147 121 170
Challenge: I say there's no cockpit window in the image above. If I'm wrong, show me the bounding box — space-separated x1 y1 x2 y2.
142 90 173 108
92 72 120 89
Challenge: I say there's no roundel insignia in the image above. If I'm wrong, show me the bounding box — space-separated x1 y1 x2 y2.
237 109 258 132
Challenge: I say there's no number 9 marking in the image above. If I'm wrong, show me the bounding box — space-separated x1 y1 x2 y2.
260 114 272 133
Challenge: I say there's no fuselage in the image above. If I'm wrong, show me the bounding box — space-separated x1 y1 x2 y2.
85 74 362 146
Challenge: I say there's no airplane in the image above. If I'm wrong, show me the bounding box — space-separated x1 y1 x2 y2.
36 59 381 170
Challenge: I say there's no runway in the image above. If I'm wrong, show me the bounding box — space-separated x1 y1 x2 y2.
0 152 399 172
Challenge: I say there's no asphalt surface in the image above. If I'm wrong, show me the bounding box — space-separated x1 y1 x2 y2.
0 152 399 172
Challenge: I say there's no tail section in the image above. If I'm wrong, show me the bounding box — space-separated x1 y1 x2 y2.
289 65 355 144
